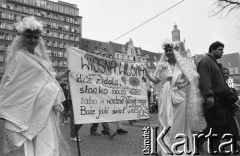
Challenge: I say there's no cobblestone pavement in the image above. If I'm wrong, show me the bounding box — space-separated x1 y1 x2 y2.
1 113 238 156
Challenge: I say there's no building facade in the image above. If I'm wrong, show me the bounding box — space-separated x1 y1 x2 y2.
0 0 82 80
81 38 161 87
193 52 240 90
218 52 240 90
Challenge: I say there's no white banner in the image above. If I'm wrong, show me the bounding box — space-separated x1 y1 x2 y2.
67 46 149 124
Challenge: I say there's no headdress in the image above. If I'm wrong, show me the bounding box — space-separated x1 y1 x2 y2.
14 16 43 34
154 39 203 127
162 38 173 50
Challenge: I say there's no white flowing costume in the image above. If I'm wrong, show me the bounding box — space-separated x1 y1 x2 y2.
0 48 67 156
154 50 202 156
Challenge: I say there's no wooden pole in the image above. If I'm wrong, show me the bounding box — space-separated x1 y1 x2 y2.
67 79 81 156
75 125 81 156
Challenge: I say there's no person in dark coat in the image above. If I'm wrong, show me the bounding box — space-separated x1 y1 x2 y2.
197 41 240 154
60 83 70 123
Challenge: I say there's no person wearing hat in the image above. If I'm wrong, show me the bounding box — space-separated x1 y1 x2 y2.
0 16 70 156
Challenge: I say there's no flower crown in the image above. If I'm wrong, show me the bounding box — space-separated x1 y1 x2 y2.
14 16 43 34
162 39 173 49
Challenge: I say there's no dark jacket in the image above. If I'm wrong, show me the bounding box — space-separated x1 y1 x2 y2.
197 54 228 98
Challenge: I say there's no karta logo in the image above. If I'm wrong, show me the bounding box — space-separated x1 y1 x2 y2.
142 126 239 155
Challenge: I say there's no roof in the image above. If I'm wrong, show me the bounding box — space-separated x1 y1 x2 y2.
143 50 161 68
218 52 240 68
81 38 159 65
81 38 112 57
109 42 125 53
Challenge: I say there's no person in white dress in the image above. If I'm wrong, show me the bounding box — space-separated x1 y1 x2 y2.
0 16 70 156
144 41 202 155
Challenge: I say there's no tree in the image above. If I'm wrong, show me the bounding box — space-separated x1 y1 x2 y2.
211 0 240 17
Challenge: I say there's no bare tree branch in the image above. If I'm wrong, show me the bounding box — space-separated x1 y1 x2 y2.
220 0 240 5
210 0 240 17
226 4 238 16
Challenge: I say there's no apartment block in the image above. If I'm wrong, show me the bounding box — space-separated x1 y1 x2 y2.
0 0 82 80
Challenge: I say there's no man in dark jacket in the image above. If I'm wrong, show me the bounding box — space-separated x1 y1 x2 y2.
197 41 240 154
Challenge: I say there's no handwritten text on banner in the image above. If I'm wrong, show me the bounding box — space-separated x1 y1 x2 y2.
67 46 149 124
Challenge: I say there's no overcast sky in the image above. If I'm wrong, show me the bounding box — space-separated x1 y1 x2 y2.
56 0 240 55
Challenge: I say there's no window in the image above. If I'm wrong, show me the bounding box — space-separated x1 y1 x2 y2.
52 22 57 28
53 41 58 47
63 43 66 48
0 54 3 61
59 24 63 30
47 40 52 46
70 35 74 40
47 50 51 56
6 34 12 40
1 2 6 8
58 51 63 57
59 33 63 39
16 15 21 21
59 42 63 48
52 60 58 66
64 34 69 40
1 12 6 18
0 44 4 50
7 24 13 30
52 51 57 57
116 54 119 59
64 25 69 31
63 61 67 67
53 32 58 38
0 66 4 73
66 17 69 22
0 22 5 29
58 60 63 67
0 33 4 39
5 44 9 51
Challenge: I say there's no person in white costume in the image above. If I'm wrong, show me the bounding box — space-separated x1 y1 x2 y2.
144 41 202 155
0 16 70 156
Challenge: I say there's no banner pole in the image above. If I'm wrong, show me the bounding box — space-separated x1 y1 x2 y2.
67 77 81 156
75 125 81 156
147 117 151 127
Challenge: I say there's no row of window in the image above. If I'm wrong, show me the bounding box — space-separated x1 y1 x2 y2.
42 21 80 33
0 33 13 40
55 69 67 74
0 44 9 51
115 53 146 62
0 41 79 52
0 63 67 74
0 12 80 33
43 30 79 41
6 0 79 17
45 40 80 49
47 50 67 58
51 60 67 67
0 21 13 31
